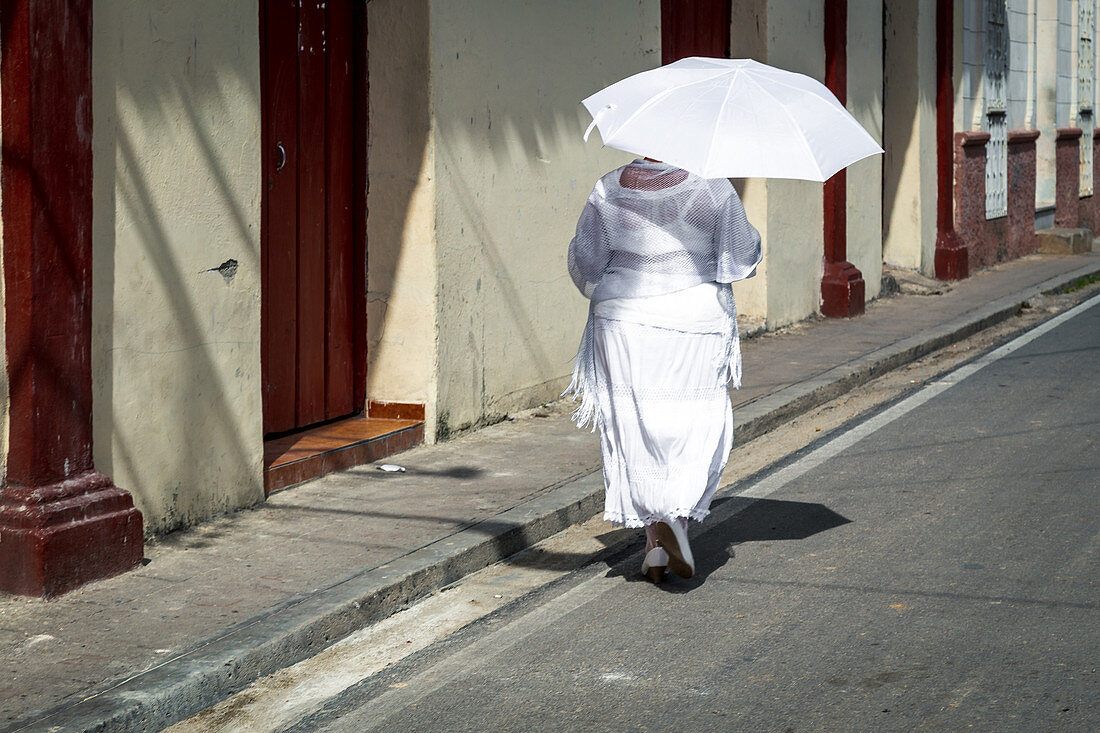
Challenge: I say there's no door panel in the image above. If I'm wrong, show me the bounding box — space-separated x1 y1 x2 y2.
295 1 328 427
262 0 299 433
661 0 731 64
325 0 356 418
262 0 358 435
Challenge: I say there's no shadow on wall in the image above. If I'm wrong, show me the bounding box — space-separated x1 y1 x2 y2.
63 0 935 536
881 0 934 269
363 0 430 417
404 0 658 433
90 0 264 535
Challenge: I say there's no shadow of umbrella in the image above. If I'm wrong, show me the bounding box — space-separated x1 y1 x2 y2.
714 497 852 543
610 497 852 592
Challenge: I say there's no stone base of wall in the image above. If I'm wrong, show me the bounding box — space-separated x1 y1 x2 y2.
1036 227 1093 254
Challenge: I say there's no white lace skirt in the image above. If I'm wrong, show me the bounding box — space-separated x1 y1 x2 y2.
592 287 734 528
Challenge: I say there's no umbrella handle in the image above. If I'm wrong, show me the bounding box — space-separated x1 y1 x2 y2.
583 104 615 143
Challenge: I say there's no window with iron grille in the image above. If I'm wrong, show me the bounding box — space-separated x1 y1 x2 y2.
1081 111 1094 195
985 0 1008 218
1080 1 1095 195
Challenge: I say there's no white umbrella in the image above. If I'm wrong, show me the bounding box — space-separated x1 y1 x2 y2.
582 57 883 181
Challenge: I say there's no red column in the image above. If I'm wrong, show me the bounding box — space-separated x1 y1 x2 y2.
821 0 865 318
0 0 143 598
934 0 969 280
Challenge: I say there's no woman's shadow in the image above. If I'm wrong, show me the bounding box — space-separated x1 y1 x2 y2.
605 496 851 592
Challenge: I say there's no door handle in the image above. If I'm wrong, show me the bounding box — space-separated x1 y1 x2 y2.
275 142 287 172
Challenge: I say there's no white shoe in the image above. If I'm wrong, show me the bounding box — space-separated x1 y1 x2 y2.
640 546 669 583
654 519 694 578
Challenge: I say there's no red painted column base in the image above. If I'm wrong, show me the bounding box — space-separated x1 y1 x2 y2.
821 260 866 318
935 229 970 280
0 471 143 598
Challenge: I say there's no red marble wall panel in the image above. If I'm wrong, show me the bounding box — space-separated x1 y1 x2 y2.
1006 130 1039 259
953 131 995 270
1086 129 1100 231
1054 128 1082 227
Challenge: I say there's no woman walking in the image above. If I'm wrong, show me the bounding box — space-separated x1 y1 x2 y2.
566 158 762 583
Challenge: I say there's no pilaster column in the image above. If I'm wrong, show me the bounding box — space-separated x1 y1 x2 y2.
1054 127 1083 227
821 0 865 318
1006 129 1041 258
0 0 143 597
934 0 969 280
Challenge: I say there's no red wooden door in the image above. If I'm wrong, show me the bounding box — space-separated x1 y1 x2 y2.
261 0 358 435
661 0 731 64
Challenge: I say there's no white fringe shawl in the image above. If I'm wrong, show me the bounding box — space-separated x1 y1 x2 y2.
563 287 742 432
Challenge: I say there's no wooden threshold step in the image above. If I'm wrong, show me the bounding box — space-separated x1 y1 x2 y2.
263 414 425 495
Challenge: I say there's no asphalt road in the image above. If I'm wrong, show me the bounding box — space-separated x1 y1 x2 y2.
291 294 1100 732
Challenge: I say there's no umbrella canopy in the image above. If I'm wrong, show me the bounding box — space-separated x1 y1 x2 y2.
582 57 883 181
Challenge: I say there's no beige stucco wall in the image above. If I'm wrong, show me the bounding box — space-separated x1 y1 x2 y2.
365 0 440 438
762 0 827 328
729 0 829 328
883 0 938 274
729 0 769 322
372 0 891 442
427 0 658 436
847 0 884 299
91 0 264 535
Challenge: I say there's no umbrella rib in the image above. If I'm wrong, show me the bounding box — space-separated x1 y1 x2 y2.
702 68 742 177
742 72 826 180
602 71 735 146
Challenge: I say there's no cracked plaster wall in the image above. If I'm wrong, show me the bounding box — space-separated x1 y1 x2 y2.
90 0 264 535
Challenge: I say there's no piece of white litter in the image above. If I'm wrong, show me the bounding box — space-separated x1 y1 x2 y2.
378 464 406 472
600 672 636 683
23 634 55 649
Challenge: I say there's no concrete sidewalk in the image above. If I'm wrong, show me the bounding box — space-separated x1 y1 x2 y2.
3 253 1099 733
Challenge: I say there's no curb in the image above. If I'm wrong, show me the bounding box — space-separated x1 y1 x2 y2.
14 261 1100 733
733 262 1100 444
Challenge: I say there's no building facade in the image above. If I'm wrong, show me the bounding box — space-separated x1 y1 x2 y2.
0 0 1091 596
